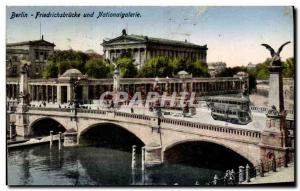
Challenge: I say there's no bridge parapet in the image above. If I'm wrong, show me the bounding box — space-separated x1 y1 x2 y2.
250 106 294 120
29 107 72 112
27 107 262 144
250 106 268 113
27 107 153 126
161 118 262 144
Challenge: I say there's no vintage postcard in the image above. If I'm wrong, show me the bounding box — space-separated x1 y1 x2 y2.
6 6 295 186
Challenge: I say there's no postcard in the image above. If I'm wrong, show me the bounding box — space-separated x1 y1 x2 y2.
6 6 295 186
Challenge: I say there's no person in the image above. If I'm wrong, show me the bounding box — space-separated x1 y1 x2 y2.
131 107 134 113
223 170 230 185
58 104 61 108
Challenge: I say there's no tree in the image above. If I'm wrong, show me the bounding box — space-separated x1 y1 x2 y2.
85 59 113 78
188 61 209 77
116 57 138 78
43 50 90 78
42 61 58 79
139 56 174 77
283 57 294 78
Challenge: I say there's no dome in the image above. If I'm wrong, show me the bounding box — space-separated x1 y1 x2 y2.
61 69 83 77
236 71 248 77
177 70 189 75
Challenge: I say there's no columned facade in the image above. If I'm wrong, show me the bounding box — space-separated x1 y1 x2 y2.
102 30 207 69
7 74 246 105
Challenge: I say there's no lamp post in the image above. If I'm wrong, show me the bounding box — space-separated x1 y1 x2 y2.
70 76 81 119
166 76 169 95
154 76 159 92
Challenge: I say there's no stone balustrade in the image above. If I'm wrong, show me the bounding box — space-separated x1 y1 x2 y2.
160 117 261 143
250 106 268 113
27 106 262 142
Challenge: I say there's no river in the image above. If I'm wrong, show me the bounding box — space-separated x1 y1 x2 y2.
7 143 225 186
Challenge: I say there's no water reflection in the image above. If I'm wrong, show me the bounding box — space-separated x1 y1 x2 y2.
8 144 224 186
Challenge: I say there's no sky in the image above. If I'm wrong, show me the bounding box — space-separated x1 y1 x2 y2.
6 6 294 67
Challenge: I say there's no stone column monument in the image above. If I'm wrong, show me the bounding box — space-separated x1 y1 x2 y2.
261 41 290 111
15 62 30 136
112 62 120 93
259 41 291 164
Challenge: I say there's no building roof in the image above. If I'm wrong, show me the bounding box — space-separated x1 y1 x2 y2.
102 30 207 49
61 69 83 77
6 48 29 54
6 39 55 47
177 70 189 75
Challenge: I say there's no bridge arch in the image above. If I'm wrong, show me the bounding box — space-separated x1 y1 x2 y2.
28 116 67 137
163 138 257 167
78 122 146 150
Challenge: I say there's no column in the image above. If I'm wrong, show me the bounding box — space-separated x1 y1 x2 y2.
31 85 35 101
35 85 37 101
57 85 61 104
51 86 54 103
46 86 49 102
67 85 72 102
8 84 11 99
82 85 89 104
93 85 97 99
12 85 15 99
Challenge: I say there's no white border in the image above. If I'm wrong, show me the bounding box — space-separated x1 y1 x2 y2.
0 1 298 191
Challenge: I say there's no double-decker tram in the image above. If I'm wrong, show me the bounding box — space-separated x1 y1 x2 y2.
206 96 252 125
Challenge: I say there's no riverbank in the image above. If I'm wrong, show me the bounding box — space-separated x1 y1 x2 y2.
7 134 63 150
242 163 295 185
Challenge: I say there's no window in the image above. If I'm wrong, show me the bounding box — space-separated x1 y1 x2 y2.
35 51 39 60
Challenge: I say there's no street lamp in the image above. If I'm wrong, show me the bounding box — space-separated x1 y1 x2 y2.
70 76 81 110
166 76 169 95
155 76 159 92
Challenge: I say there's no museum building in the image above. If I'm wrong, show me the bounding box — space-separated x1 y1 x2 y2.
102 29 208 69
6 36 55 78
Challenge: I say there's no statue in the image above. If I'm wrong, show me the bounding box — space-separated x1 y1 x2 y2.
106 59 120 92
70 77 81 108
19 62 31 105
261 41 291 66
20 62 29 74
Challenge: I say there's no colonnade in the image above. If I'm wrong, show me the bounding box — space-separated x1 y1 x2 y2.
6 78 244 104
105 47 206 69
6 84 19 100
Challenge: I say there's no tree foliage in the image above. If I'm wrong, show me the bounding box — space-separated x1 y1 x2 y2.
283 57 294 78
85 59 113 78
116 57 138 78
43 50 90 78
138 56 209 78
42 60 58 79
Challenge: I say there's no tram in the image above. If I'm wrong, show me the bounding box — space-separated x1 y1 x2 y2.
206 96 252 125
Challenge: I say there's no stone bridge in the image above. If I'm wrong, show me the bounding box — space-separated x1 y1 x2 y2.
12 106 291 168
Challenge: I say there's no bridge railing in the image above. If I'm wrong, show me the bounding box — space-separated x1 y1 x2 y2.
27 106 261 141
77 108 107 115
114 111 151 121
249 106 268 113
160 117 261 142
206 156 289 185
286 110 294 115
28 107 72 112
72 108 152 125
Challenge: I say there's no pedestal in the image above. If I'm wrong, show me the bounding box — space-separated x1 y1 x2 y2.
144 144 162 168
63 132 78 147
